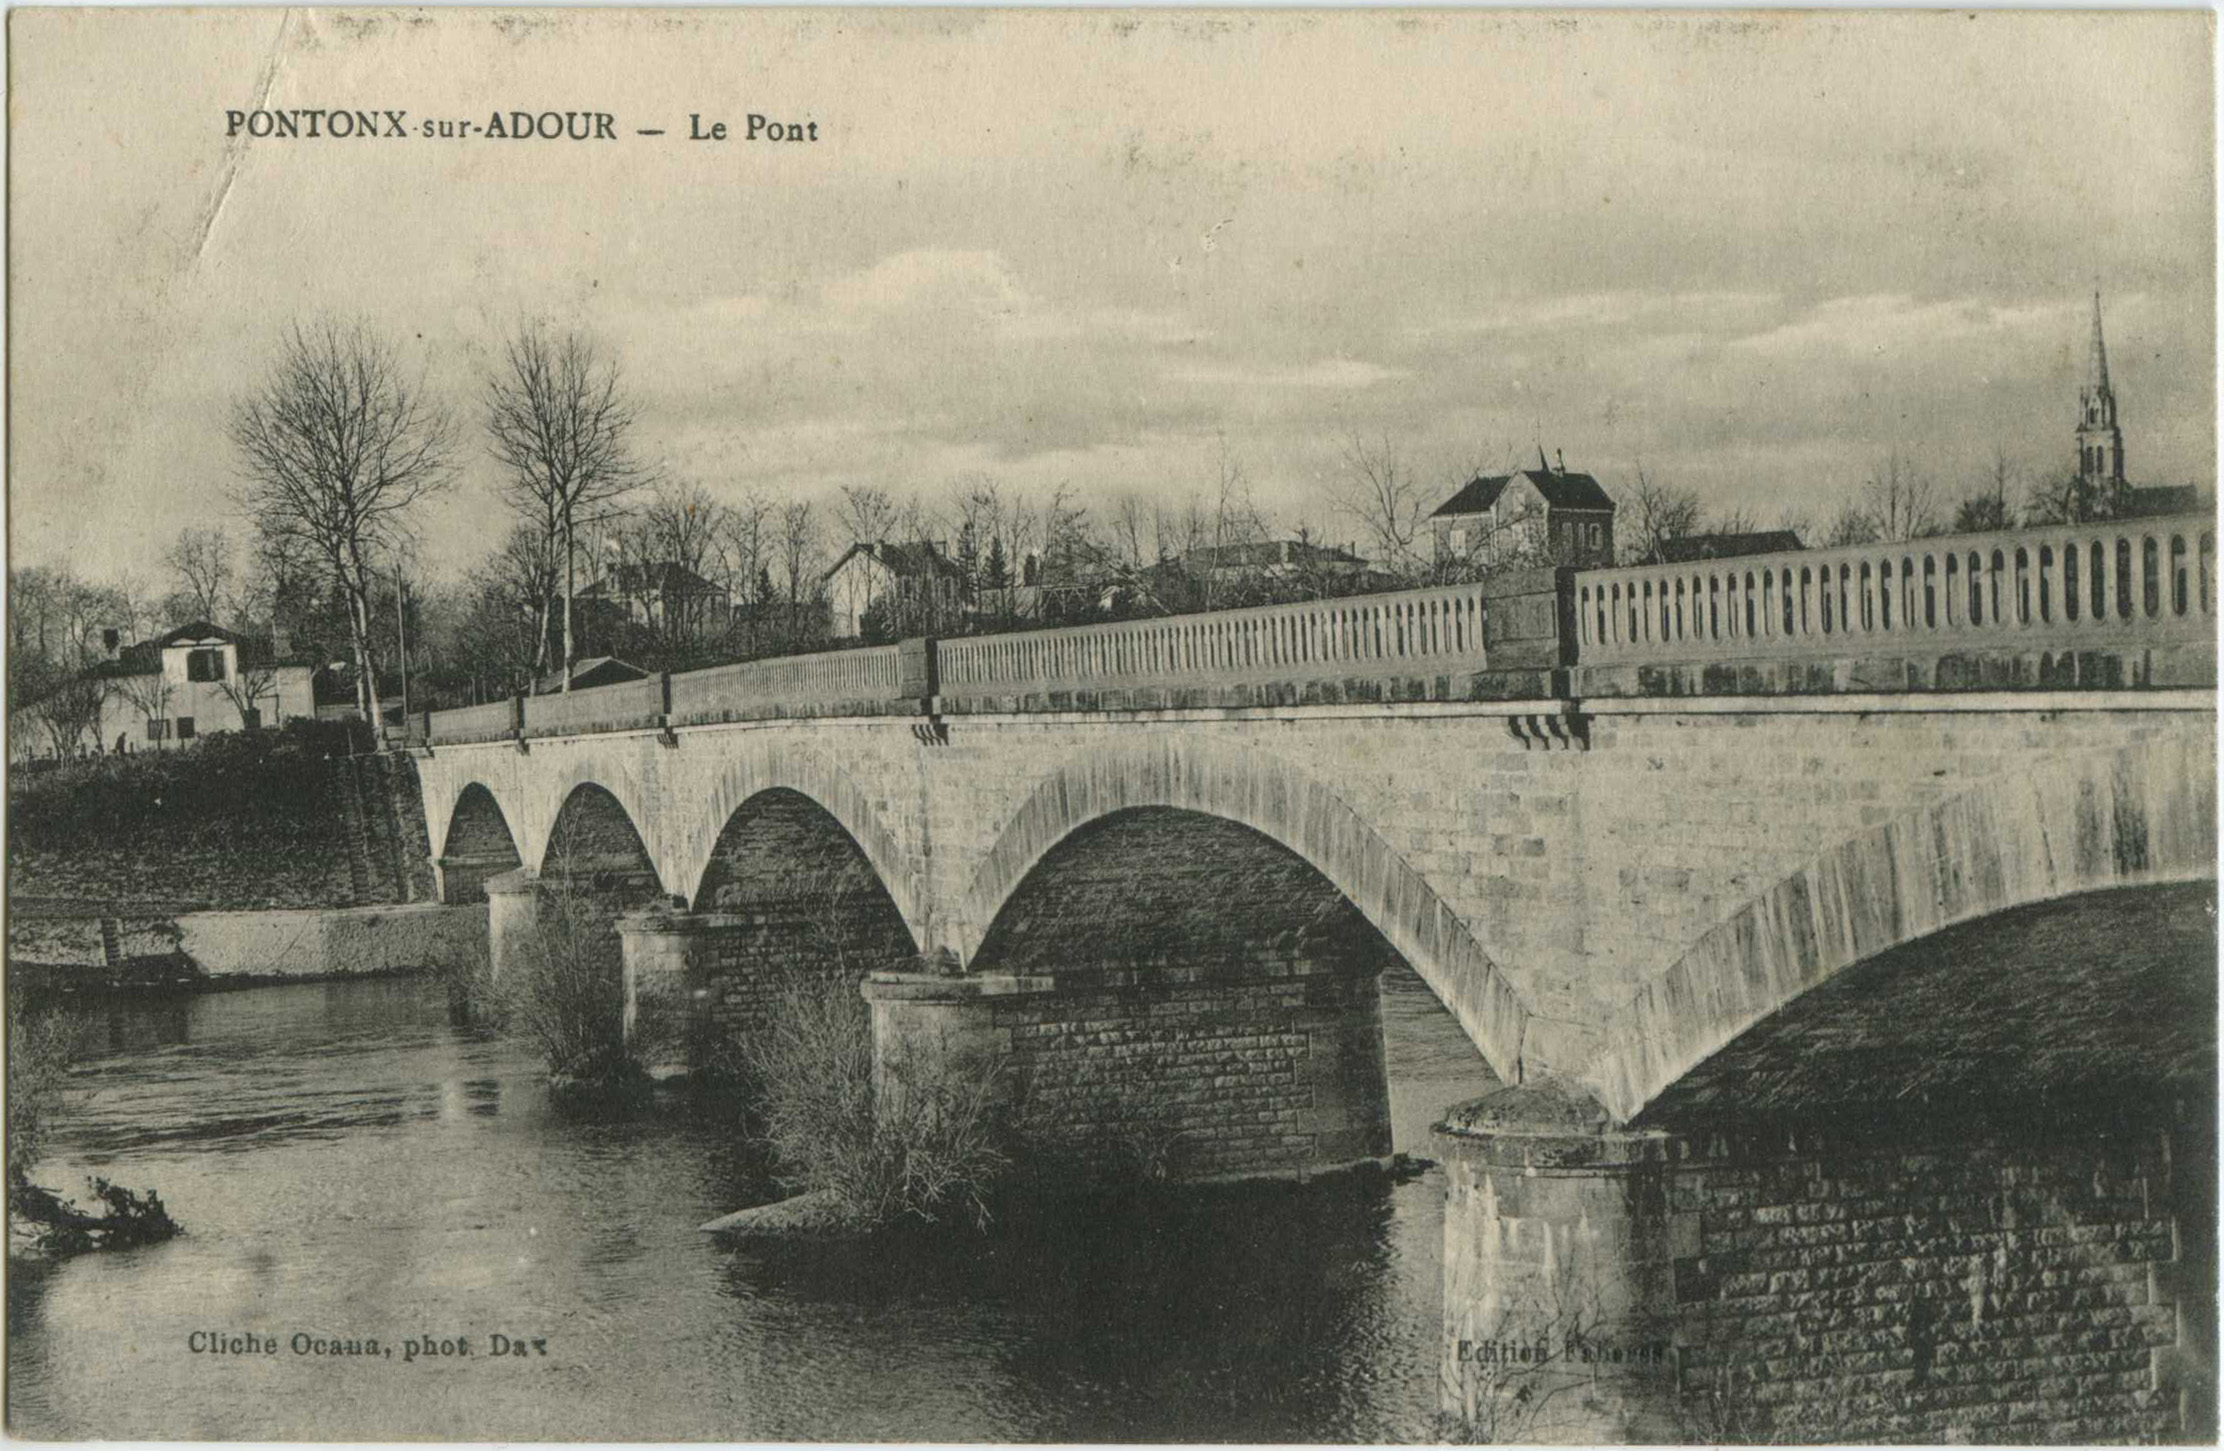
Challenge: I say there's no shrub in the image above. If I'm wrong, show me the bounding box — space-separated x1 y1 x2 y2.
7 1000 85 1189
492 883 637 1083
8 1002 184 1255
748 968 1011 1231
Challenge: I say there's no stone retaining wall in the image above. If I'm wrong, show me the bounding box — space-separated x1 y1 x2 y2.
8 903 485 988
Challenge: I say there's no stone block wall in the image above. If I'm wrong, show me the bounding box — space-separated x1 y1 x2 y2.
1671 1124 2195 1444
868 956 1393 1185
1438 1106 2209 1443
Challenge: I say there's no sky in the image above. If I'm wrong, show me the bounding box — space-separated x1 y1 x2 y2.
8 8 2216 590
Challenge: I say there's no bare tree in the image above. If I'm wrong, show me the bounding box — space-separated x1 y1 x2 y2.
215 663 280 731
612 480 736 655
1859 451 1941 542
776 500 822 647
163 527 236 624
31 676 109 758
714 490 772 655
1617 469 1704 564
2023 466 2114 526
1823 505 1876 548
483 321 649 692
1953 446 2018 533
111 671 174 751
231 318 458 741
1329 431 1433 581
837 485 903 551
1711 506 1762 537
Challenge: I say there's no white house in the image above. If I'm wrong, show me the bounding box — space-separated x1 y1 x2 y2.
15 622 320 760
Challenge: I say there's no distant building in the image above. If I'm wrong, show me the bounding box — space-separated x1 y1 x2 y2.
1430 454 1617 569
12 621 318 759
823 540 970 639
580 561 731 636
537 656 650 694
1180 538 1371 585
2075 292 2209 522
1647 530 1806 566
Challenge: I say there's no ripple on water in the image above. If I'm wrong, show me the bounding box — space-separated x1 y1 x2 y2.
10 970 1495 1442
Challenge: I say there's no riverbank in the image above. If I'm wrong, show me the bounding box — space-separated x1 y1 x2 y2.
8 902 484 993
6 971 1490 1441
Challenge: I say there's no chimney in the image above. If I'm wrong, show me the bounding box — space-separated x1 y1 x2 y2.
272 623 293 659
1556 449 1566 472
100 627 120 660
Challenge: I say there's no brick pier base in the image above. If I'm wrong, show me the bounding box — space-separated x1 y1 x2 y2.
1436 1082 2209 1443
864 960 1393 1184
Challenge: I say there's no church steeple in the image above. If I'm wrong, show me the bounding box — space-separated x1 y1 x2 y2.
2076 288 2124 493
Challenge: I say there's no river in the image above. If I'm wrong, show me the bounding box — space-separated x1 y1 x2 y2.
6 968 1497 1442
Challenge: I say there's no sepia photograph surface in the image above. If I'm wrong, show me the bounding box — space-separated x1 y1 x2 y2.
4 8 2217 1443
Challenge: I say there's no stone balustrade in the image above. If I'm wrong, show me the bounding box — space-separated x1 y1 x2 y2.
423 515 2215 744
1573 513 2214 692
934 582 1492 701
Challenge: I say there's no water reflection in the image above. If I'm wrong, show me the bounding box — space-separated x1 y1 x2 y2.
9 967 1493 1442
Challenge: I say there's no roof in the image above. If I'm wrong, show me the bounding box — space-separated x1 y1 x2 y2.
824 541 971 583
1652 530 1806 565
2117 484 2204 519
1430 469 1617 519
537 656 648 693
583 561 727 598
155 621 245 648
83 624 313 680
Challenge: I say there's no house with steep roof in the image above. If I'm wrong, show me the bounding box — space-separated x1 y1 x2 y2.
824 540 971 639
1429 454 1618 569
579 560 732 638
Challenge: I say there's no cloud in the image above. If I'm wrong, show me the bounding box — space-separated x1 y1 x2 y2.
821 248 1028 317
1163 357 1410 389
1726 294 2079 362
1410 290 1783 340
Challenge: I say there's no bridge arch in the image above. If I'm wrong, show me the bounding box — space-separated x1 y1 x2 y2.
541 780 663 890
692 785 919 967
956 736 1531 1084
522 760 664 886
666 742 923 948
435 781 524 904
1582 733 2217 1122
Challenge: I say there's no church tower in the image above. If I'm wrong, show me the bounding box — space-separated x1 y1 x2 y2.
2075 289 2125 495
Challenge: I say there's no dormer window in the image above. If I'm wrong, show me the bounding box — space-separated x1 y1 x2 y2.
185 647 227 682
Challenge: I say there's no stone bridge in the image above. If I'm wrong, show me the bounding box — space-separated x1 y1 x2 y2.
414 514 2216 1439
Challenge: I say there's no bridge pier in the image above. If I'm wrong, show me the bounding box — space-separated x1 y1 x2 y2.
1435 1081 1681 1444
863 957 1394 1184
437 851 522 905
483 869 540 986
614 908 866 1073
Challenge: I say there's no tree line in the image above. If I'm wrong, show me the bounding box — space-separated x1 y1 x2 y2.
11 314 2183 745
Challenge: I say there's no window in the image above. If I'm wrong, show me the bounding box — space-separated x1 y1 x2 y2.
1447 528 1467 555
185 648 227 682
242 707 263 732
1588 523 1603 548
145 719 168 742
175 717 196 741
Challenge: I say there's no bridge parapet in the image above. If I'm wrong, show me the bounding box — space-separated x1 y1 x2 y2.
1573 512 2214 695
424 643 919 746
668 642 913 724
935 580 1488 703
423 516 2215 747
